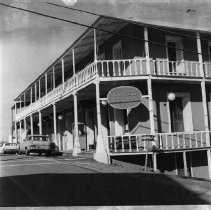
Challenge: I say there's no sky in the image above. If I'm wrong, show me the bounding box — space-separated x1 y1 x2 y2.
1 0 211 140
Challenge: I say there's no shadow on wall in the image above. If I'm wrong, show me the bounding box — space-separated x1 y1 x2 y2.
128 103 150 133
0 172 210 206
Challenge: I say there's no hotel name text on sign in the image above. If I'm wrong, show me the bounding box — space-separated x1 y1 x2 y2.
107 86 142 109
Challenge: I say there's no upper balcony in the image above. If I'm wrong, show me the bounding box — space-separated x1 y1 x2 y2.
15 57 211 121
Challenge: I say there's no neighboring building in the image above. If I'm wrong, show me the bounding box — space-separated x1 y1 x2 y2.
12 16 211 179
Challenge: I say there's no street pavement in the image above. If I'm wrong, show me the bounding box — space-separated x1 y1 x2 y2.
0 153 211 207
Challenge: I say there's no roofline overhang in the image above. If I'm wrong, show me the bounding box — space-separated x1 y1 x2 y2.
13 15 211 101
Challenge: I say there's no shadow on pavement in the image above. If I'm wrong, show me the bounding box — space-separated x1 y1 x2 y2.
0 172 210 206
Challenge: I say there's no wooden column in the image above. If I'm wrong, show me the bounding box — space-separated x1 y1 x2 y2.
196 32 210 146
94 29 97 62
30 87 32 103
144 26 150 74
35 83 37 101
53 103 57 143
62 59 65 86
72 49 76 75
39 110 42 135
93 80 108 164
30 114 33 136
39 80 41 98
24 92 26 107
183 151 188 176
45 74 47 95
174 153 178 175
15 121 17 140
72 91 81 156
207 149 211 179
19 120 22 142
53 67 55 89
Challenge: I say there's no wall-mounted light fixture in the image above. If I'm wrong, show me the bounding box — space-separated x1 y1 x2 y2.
58 115 63 120
167 92 176 101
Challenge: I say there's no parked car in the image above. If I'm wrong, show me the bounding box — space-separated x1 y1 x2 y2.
19 135 59 156
0 142 19 154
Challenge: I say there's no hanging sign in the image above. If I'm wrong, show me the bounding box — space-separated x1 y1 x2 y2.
107 86 142 109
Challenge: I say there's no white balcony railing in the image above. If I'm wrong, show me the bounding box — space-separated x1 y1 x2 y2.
97 58 204 78
108 131 210 153
15 62 97 121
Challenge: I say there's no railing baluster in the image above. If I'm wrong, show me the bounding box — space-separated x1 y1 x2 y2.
121 136 125 152
183 133 186 148
189 133 192 148
177 133 180 148
200 132 203 147
113 61 116 76
134 59 138 75
107 61 110 77
114 137 117 152
129 135 132 152
171 134 174 149
195 133 198 148
136 136 139 151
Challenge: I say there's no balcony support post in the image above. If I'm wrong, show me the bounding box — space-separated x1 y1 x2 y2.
14 121 17 140
19 120 22 142
39 80 41 99
94 29 97 62
183 151 188 176
147 77 155 142
196 32 204 77
53 67 55 89
72 49 76 75
72 91 81 156
24 92 26 107
207 149 211 179
30 114 33 136
45 73 47 95
144 26 150 74
39 110 42 135
53 103 57 144
30 87 32 104
94 80 108 164
35 83 37 101
62 59 65 87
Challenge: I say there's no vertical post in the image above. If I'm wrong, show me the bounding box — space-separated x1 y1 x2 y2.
15 102 17 114
19 120 22 142
30 87 32 103
207 149 211 179
15 121 17 140
153 152 157 172
53 67 55 89
189 152 193 177
147 78 155 137
94 29 97 62
30 114 33 136
196 32 210 146
45 73 47 95
72 49 76 75
35 83 37 101
39 80 41 98
72 91 81 156
174 153 178 175
24 118 26 134
20 97 22 109
62 59 65 86
24 92 26 107
53 103 57 143
39 110 42 135
183 151 188 176
93 80 108 164
144 26 150 74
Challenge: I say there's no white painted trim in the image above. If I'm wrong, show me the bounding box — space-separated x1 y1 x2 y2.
167 92 193 132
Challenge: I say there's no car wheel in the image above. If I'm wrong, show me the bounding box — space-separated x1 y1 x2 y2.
25 148 30 156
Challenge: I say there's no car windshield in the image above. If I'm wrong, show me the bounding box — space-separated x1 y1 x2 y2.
31 136 48 141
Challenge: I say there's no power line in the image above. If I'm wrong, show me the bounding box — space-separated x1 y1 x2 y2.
0 2 208 57
45 2 211 44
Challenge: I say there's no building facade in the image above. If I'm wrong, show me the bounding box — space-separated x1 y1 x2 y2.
12 17 211 179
